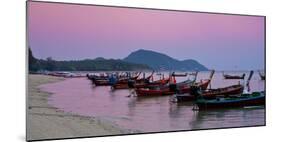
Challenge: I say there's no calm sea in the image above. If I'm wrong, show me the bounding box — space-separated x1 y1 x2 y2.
40 71 265 133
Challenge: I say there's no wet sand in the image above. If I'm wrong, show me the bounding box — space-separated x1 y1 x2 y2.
27 75 128 141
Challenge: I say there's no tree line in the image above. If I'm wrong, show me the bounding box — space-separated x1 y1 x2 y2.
28 48 151 72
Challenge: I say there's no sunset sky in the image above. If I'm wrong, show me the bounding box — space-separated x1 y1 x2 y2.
27 1 265 70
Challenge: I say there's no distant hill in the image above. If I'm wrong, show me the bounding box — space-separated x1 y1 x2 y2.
48 59 152 71
123 49 208 71
28 48 151 72
29 48 207 72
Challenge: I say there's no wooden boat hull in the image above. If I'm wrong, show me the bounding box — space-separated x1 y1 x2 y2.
111 79 146 90
87 72 141 87
136 80 210 97
175 84 244 102
87 75 108 80
135 87 170 96
112 83 129 89
134 79 169 88
223 74 245 79
87 75 111 86
112 77 164 89
94 80 110 86
196 92 265 110
88 78 109 86
111 74 157 90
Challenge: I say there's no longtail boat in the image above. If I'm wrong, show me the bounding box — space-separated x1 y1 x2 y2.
135 83 182 97
109 72 141 83
87 74 106 80
87 74 110 86
135 70 214 97
171 72 188 77
195 91 265 110
134 78 170 88
119 72 141 82
133 73 169 88
174 70 254 102
87 72 141 86
111 71 154 90
192 71 265 110
174 84 244 102
223 72 245 79
94 79 110 86
49 72 84 78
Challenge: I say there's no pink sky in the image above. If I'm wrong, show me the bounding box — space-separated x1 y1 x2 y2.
28 1 265 70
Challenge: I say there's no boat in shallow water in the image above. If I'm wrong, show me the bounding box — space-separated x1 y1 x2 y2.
135 70 214 97
174 70 254 102
87 74 110 86
195 91 265 110
134 78 170 88
190 71 265 110
174 84 244 102
172 71 254 102
223 72 245 79
111 71 154 90
87 72 141 86
135 79 209 97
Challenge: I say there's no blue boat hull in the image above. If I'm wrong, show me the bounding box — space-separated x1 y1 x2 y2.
196 94 265 110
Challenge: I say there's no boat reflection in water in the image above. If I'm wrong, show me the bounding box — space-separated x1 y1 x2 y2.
188 107 265 130
42 71 265 133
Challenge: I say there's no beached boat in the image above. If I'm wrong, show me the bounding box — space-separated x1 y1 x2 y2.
191 71 264 110
134 76 170 88
87 72 142 86
87 73 110 85
195 91 265 110
119 72 142 82
90 79 110 86
87 73 108 80
173 70 254 102
171 72 188 77
48 71 85 78
93 78 111 86
111 71 154 90
135 70 214 97
223 72 245 79
134 79 194 96
174 84 244 102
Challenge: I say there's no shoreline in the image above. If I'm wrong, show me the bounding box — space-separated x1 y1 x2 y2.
27 74 134 141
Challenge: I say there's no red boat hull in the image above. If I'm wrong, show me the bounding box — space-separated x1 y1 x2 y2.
175 84 244 102
136 80 210 97
112 83 129 89
134 78 169 88
223 74 245 79
94 80 110 86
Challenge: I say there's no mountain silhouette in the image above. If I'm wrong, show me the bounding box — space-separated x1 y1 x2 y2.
123 49 208 71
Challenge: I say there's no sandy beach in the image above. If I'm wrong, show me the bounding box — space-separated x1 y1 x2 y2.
27 75 127 141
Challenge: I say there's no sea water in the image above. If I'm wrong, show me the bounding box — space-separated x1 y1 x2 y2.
41 71 265 132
